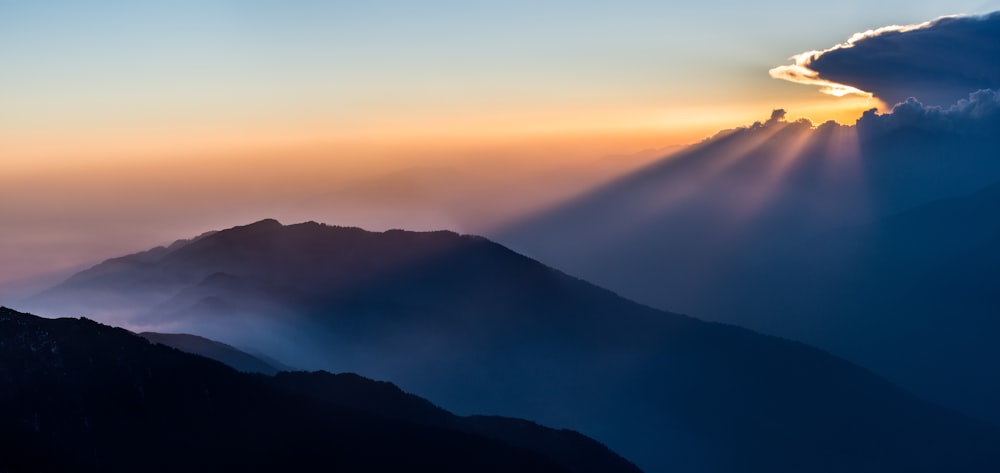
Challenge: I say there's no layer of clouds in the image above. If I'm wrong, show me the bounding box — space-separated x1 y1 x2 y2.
771 12 1000 107
857 88 1000 136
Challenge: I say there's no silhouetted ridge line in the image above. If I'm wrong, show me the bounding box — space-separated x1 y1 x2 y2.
20 218 1000 473
139 331 284 375
0 306 638 473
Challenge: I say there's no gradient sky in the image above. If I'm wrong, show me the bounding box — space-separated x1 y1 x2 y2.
3 0 1000 290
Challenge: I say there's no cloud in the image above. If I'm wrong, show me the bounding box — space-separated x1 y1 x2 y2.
770 12 1000 107
857 88 1000 136
768 61 874 99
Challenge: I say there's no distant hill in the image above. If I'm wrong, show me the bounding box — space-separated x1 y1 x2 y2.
23 219 1000 473
0 307 637 473
139 332 287 375
752 178 1000 422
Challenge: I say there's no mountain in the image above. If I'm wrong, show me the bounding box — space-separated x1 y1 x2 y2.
23 219 1000 472
498 104 1000 424
139 332 287 375
137 330 629 473
0 306 639 473
271 371 639 473
751 178 1000 423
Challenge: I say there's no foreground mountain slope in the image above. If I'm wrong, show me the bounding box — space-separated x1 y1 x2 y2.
130 332 637 473
24 220 1000 473
271 371 639 473
0 307 639 473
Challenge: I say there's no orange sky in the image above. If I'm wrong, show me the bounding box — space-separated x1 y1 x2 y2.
0 0 982 293
0 87 883 292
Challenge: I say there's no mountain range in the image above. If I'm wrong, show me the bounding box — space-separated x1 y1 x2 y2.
0 306 636 473
22 218 1000 472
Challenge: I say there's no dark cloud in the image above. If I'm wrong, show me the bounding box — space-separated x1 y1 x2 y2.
857 88 1000 136
772 12 1000 107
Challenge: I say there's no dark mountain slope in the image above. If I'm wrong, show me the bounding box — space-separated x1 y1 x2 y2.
271 371 640 473
0 306 638 473
23 220 1000 473
139 331 285 375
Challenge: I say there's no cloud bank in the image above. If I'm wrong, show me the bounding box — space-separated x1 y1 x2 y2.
857 88 1000 136
771 12 1000 107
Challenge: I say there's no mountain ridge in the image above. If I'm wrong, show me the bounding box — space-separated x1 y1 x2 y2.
20 219 1000 473
0 306 637 473
138 331 286 375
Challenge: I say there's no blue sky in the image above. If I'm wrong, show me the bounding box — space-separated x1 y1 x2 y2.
5 0 999 144
2 0 1000 287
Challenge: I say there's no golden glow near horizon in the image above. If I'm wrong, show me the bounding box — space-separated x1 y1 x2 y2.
2 1 992 288
2 91 883 170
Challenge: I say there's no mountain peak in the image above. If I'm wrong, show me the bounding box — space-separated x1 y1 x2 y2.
242 218 284 229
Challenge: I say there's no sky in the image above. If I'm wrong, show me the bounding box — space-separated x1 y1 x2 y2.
3 0 1000 291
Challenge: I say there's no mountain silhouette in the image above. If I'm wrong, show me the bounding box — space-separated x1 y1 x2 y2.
23 219 1000 473
271 371 640 473
0 306 638 473
499 104 1000 424
137 330 631 473
139 331 288 375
